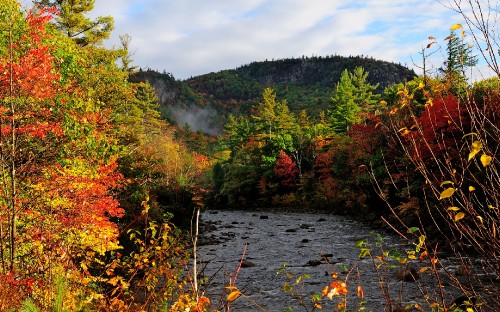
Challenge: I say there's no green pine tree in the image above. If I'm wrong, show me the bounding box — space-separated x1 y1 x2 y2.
35 0 114 46
330 69 358 134
441 30 478 92
329 67 379 134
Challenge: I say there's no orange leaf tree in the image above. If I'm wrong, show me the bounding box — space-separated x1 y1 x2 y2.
0 2 125 308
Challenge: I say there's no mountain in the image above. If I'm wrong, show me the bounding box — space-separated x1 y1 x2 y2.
130 55 416 134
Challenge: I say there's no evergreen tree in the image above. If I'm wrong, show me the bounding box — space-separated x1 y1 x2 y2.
329 67 379 134
350 66 380 112
329 69 358 134
35 0 114 46
441 30 478 90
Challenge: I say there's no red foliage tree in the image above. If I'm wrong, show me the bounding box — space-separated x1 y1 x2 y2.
408 94 470 161
274 150 299 188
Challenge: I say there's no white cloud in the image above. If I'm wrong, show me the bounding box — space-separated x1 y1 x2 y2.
18 0 485 80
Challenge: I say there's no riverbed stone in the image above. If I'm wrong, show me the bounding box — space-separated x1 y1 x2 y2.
307 259 322 266
393 266 420 282
455 265 471 276
241 260 255 267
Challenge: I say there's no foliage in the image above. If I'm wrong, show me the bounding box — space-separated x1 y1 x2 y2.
378 75 500 309
34 0 114 47
329 67 379 134
274 150 299 188
0 2 215 311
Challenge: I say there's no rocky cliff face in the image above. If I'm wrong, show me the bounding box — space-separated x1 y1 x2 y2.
232 55 415 90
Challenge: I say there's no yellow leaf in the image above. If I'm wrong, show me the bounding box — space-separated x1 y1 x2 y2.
468 141 483 161
468 43 473 48
428 36 436 40
469 186 475 192
426 42 436 49
444 35 453 40
418 267 430 273
480 154 492 167
226 290 241 301
476 215 483 223
439 188 455 200
454 212 465 222
225 286 238 291
81 262 88 272
440 180 454 187
447 207 460 211
321 285 329 297
417 82 425 89
450 23 463 30
108 277 119 286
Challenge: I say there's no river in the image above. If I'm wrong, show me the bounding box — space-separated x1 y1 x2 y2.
196 210 478 312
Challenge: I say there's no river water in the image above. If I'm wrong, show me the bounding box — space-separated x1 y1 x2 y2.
196 210 476 312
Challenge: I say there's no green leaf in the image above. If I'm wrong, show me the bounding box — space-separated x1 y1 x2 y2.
355 239 366 248
439 188 455 200
407 227 419 234
359 248 370 259
311 293 322 301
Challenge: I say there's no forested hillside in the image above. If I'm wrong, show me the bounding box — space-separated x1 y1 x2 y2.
132 56 416 133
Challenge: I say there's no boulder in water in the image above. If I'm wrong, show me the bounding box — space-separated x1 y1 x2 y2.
393 266 419 282
241 260 255 268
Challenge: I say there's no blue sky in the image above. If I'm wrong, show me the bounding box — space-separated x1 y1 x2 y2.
19 0 493 81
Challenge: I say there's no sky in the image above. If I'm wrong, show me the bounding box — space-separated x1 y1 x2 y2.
18 0 494 81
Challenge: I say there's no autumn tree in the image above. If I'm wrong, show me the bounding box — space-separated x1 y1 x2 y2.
0 3 129 310
274 150 299 188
